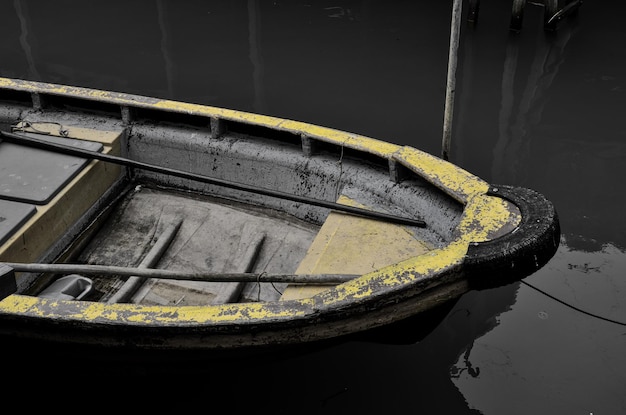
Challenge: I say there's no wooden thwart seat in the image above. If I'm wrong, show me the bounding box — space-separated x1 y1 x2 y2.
281 195 431 301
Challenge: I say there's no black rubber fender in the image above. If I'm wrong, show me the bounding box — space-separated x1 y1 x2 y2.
465 185 561 289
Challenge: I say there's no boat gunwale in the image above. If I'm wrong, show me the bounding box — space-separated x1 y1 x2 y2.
0 77 484 202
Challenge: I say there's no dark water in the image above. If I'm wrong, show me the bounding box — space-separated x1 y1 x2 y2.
2 1 625 413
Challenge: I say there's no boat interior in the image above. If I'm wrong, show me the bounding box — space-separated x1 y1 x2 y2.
0 88 466 307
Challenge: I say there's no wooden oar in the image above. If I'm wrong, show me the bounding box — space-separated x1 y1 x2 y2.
2 262 358 284
0 130 426 228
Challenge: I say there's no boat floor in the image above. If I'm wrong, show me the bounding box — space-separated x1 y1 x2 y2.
75 184 320 305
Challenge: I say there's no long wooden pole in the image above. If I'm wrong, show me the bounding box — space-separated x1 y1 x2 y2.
442 0 463 161
3 262 357 284
0 131 425 228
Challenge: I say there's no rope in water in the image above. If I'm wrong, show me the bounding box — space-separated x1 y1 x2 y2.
521 280 626 327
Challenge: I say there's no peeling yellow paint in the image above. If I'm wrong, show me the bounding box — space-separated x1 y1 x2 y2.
1 77 401 157
458 193 521 242
395 147 489 203
282 195 432 301
0 293 315 324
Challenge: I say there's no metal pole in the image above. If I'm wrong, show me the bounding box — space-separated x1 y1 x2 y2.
442 0 463 161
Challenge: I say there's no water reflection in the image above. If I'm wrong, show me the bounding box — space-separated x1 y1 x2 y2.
156 0 174 98
493 12 579 184
247 0 268 114
451 237 626 414
448 3 626 411
14 0 41 81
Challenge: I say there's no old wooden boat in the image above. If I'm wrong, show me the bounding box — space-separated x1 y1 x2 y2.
0 77 559 355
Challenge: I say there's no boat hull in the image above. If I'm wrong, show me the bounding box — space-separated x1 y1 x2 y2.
0 77 560 352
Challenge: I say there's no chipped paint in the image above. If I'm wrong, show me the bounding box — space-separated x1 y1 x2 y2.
0 292 317 324
394 146 490 203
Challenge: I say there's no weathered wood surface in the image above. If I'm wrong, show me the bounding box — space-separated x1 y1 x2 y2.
75 185 319 305
281 195 432 301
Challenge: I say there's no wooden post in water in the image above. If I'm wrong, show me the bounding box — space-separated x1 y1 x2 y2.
467 0 579 34
510 0 526 32
543 0 559 31
545 0 583 31
441 0 463 161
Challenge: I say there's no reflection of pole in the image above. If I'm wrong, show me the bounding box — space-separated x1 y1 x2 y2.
156 0 174 98
493 18 577 181
493 35 520 181
248 0 267 114
442 0 463 161
14 0 41 81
